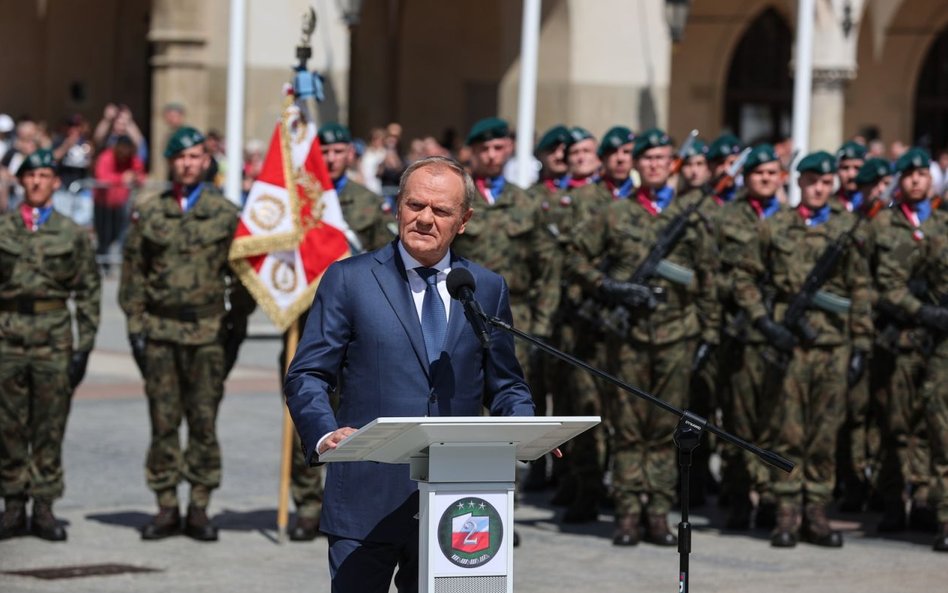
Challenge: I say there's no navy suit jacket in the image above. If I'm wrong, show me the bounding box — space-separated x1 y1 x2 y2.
284 240 534 543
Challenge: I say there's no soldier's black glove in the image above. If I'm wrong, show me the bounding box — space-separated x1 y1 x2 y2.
691 341 714 373
128 333 148 376
847 349 868 388
754 316 796 354
917 305 948 333
68 350 91 390
599 277 656 310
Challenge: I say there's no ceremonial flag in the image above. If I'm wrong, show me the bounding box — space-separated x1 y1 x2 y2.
229 99 353 331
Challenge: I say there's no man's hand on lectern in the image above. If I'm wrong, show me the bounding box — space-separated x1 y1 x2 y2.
318 427 358 455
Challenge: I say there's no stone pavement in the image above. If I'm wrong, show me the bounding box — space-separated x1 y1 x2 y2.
0 279 942 593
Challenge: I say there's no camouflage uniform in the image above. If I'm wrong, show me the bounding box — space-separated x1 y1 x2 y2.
734 206 872 515
538 180 614 514
451 181 559 373
568 191 719 521
119 185 240 509
0 209 100 503
871 202 948 528
715 190 786 522
921 223 948 547
287 179 394 526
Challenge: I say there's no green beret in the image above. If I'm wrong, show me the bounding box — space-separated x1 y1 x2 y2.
894 147 931 173
632 128 671 158
836 140 867 162
796 151 837 174
682 139 708 160
743 143 779 171
707 134 743 161
465 117 509 146
598 126 634 157
854 158 892 186
318 122 352 145
16 149 57 176
565 126 594 149
164 126 205 159
535 125 570 153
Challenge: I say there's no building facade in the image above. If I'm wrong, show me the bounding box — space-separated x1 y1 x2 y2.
1 0 947 172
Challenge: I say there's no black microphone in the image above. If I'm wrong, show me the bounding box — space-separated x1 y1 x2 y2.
446 268 491 348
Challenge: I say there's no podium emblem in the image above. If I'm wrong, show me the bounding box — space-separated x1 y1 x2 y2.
437 497 503 568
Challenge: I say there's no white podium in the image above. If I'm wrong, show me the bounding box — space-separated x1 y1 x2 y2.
320 416 599 593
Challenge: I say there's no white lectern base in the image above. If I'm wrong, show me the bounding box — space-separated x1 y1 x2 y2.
417 443 516 593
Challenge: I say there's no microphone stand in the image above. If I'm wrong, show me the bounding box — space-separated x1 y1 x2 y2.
477 311 794 593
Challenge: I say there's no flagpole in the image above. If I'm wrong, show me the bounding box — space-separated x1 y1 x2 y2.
224 0 247 205
277 319 299 543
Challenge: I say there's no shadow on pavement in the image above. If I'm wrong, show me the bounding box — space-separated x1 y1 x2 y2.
86 510 152 531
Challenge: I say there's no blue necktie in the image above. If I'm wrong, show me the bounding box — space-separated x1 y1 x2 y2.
416 267 447 365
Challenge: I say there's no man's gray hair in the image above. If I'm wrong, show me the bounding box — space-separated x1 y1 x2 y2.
396 156 476 211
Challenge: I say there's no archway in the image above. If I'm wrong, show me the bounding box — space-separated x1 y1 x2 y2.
914 24 948 151
723 7 793 143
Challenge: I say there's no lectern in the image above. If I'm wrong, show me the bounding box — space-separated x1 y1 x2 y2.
320 415 599 593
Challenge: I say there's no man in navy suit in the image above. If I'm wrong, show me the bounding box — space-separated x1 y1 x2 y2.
284 156 535 593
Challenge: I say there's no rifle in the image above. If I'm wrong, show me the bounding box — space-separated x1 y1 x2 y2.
670 129 699 175
601 147 752 336
775 198 885 351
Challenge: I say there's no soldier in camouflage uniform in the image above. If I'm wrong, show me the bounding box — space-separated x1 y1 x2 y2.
120 127 241 542
568 128 718 546
715 144 785 531
848 158 896 512
0 150 100 541
523 124 570 491
548 126 633 521
871 148 947 538
734 152 872 548
283 123 395 541
921 206 948 551
832 143 876 512
453 118 559 503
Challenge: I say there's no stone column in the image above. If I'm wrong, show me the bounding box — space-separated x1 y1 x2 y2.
810 67 855 151
148 0 210 180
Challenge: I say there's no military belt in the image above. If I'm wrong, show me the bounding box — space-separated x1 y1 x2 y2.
147 301 226 322
0 298 67 315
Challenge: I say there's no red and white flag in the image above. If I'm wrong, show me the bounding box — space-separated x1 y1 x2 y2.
229 101 353 331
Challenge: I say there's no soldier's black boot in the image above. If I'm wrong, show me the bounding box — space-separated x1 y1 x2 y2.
877 499 906 533
724 494 751 530
184 505 218 541
141 506 182 540
288 515 320 542
30 499 67 542
838 478 867 513
801 503 843 548
644 513 677 546
0 497 28 540
933 522 948 552
612 514 639 546
770 504 798 548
